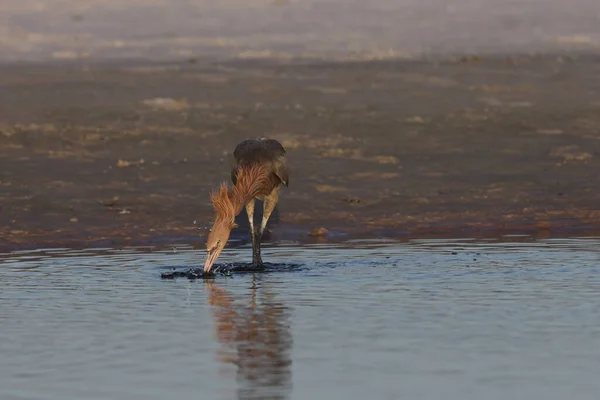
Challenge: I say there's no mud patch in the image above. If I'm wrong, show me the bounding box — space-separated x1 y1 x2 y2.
2 56 600 250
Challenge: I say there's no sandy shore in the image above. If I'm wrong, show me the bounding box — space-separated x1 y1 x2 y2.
1 54 600 250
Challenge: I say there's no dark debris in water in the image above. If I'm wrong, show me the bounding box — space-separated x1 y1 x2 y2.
160 262 305 280
160 267 231 280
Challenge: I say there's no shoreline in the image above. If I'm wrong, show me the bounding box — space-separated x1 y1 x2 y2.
3 225 600 253
2 54 600 251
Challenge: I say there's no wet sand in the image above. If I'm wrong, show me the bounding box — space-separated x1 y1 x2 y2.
2 55 600 250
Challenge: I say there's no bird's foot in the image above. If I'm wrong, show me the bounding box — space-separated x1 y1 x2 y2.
252 258 264 269
251 251 264 268
226 258 265 273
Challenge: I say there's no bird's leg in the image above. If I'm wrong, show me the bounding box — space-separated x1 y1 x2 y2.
254 187 280 267
245 198 262 267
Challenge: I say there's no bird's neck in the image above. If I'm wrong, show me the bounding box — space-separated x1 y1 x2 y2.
227 189 247 218
229 165 269 214
212 164 269 222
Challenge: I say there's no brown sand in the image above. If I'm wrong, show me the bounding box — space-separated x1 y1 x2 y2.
1 55 600 250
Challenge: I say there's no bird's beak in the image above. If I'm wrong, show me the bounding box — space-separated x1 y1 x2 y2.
203 247 221 273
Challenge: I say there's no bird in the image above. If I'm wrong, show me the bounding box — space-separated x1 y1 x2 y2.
203 138 289 273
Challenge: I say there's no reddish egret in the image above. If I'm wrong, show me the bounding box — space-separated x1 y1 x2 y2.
203 138 289 272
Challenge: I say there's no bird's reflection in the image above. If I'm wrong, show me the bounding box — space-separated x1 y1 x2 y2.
206 277 292 400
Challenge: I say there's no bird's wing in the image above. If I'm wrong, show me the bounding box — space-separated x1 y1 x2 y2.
273 155 289 187
261 139 288 186
231 138 289 186
231 139 256 184
262 139 286 157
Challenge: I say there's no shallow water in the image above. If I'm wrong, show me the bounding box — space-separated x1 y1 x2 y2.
2 237 600 400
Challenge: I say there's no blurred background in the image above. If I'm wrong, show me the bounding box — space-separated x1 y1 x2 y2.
2 0 600 248
1 0 600 62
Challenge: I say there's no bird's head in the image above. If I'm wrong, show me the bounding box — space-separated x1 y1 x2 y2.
203 184 238 273
203 218 236 273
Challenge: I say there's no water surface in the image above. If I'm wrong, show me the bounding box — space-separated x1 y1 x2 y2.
2 237 600 399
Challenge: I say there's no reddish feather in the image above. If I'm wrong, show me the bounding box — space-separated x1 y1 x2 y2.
210 164 270 227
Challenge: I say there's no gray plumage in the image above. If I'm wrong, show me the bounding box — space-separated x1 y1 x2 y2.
231 138 289 189
230 137 289 267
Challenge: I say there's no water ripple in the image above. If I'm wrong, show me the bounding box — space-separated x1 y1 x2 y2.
1 237 600 399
